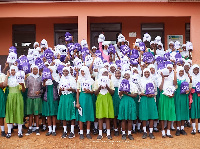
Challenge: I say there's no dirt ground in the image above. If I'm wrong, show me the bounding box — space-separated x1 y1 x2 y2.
1 121 200 149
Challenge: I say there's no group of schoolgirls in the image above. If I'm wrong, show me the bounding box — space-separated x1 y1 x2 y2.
0 32 198 141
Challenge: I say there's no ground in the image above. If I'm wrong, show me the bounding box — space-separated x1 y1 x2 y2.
0 122 200 149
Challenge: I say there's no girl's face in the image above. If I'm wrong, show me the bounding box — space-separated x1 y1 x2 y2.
115 70 121 79
182 46 186 51
133 69 138 74
150 44 155 49
63 69 69 76
110 66 116 73
167 66 172 73
102 71 108 76
193 67 199 75
179 70 184 77
177 62 182 66
81 70 85 77
169 44 174 50
158 45 162 50
124 73 130 80
11 69 16 76
144 71 150 78
184 65 190 73
104 65 109 70
33 67 38 75
150 68 155 74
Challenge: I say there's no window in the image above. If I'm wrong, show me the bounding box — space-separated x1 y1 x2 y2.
141 23 164 47
185 23 190 42
12 24 36 56
54 24 78 45
90 23 121 48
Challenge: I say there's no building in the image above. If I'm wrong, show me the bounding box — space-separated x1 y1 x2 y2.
0 0 199 65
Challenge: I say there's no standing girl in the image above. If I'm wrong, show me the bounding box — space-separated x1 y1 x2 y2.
94 68 115 140
139 68 158 139
118 71 138 140
76 66 94 139
57 67 76 138
4 65 25 138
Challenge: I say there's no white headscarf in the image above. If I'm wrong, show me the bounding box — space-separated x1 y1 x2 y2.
78 66 94 84
176 66 187 81
8 65 19 87
156 42 165 56
190 64 200 87
30 65 40 79
112 70 122 87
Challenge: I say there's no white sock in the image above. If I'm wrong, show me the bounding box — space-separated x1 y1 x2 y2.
114 128 118 131
103 123 106 129
177 127 180 130
48 126 52 133
1 126 5 131
149 128 153 133
154 121 157 128
122 131 125 135
87 129 90 134
198 123 200 130
128 131 131 135
137 123 141 130
167 129 171 135
181 126 184 130
80 130 83 134
192 123 196 130
132 124 136 130
53 125 56 132
36 127 39 129
107 129 110 136
99 130 102 136
7 124 12 134
171 121 175 129
143 126 146 133
29 126 32 130
94 122 98 129
18 124 22 134
162 130 165 136
63 126 67 133
188 119 190 123
71 125 75 134
34 123 36 127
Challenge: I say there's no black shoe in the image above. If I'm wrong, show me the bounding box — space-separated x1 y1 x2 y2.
46 132 52 136
171 128 176 131
191 129 196 135
128 134 134 140
41 125 46 132
68 132 75 139
1 131 6 137
184 122 187 127
35 129 40 136
175 129 180 136
80 134 84 140
153 127 159 132
13 125 18 129
52 132 56 136
25 129 32 136
162 135 166 138
103 129 107 133
122 134 126 140
166 134 173 138
180 129 187 135
18 133 23 138
149 133 155 139
142 132 147 139
187 122 191 128
11 128 14 133
107 135 112 140
61 132 67 138
114 130 119 136
22 125 28 129
137 129 143 133
86 134 92 139
97 135 103 140
132 130 136 134
6 133 11 139
93 128 98 135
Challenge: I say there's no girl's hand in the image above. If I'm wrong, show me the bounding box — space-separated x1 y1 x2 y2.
7 70 10 77
76 103 81 109
67 87 73 91
147 94 154 98
60 88 65 91
19 83 24 86
84 89 91 93
101 85 105 89
123 92 128 95
74 67 79 73
186 90 190 94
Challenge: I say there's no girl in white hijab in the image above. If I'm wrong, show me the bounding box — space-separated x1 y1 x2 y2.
190 64 200 135
57 67 76 139
76 66 95 140
138 68 158 139
4 65 25 138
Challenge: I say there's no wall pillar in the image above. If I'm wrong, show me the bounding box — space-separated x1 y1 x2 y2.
78 15 87 44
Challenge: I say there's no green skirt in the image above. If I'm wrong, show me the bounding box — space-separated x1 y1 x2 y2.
92 94 97 117
0 88 6 118
112 87 121 117
174 88 189 121
190 92 200 119
158 91 176 121
156 88 160 108
96 93 114 119
76 92 94 122
6 86 24 124
42 85 58 117
139 96 158 120
134 95 139 117
26 98 42 115
22 88 28 116
118 94 137 120
57 94 76 121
